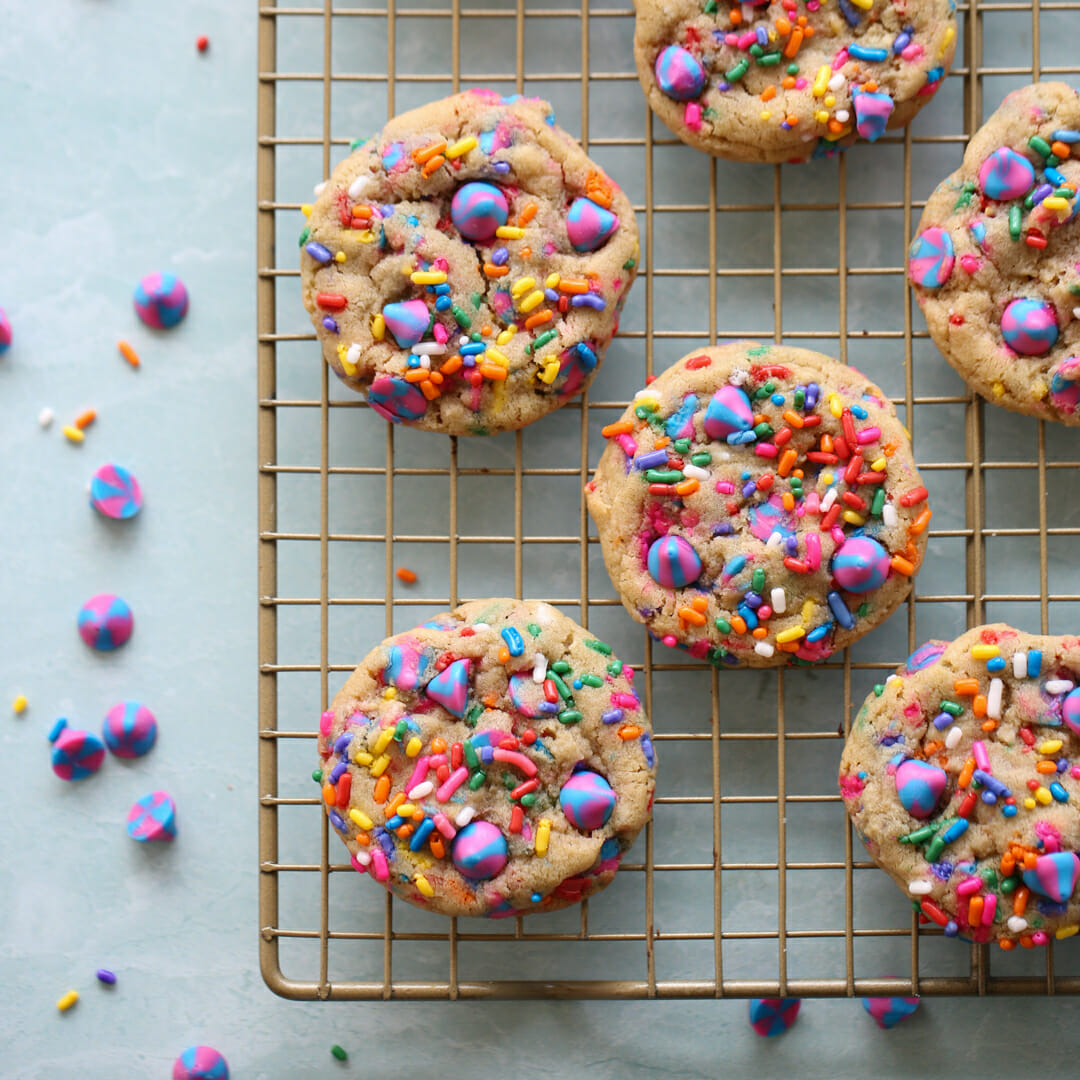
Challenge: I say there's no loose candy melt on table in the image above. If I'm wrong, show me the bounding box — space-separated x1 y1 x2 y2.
749 997 801 1036
77 593 134 651
90 463 143 520
103 700 158 758
173 1046 228 1080
49 719 106 781
133 272 189 330
127 790 177 842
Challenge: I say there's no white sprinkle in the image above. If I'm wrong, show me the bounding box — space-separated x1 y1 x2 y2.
835 109 850 123
346 343 363 368
987 677 1004 719
1007 915 1028 933
821 488 838 512
1045 679 1075 695
417 354 431 370
407 780 434 799
455 805 476 828
828 73 846 92
683 464 709 482
754 642 775 658
354 849 372 866
766 531 784 549
314 180 328 197
908 880 932 895
946 726 963 750
472 622 490 632
38 407 54 428
729 368 751 386
347 176 373 200
633 388 660 402
412 342 447 356
532 652 548 684
1013 651 1028 679
1073 307 1080 321
771 587 787 614
882 504 898 528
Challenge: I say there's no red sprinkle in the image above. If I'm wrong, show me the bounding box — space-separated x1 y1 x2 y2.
856 472 886 485
396 567 418 584
196 35 209 52
316 292 348 311
1019 726 1035 747
543 679 559 704
511 778 540 799
783 557 810 573
899 486 929 507
509 805 524 834
685 355 712 370
521 729 537 745
920 898 950 927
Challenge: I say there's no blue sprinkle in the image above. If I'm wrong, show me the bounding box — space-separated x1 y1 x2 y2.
1053 129 1080 143
461 342 486 356
435 295 452 311
1045 167 1067 186
640 732 655 767
544 288 559 302
305 241 334 264
409 817 436 851
433 283 451 296
892 31 911 53
806 622 832 643
926 65 944 84
849 43 888 61
770 393 785 406
1051 782 1069 802
987 656 1006 673
737 605 759 631
1002 804 1018 817
712 523 734 536
756 25 768 45
479 746 495 764
941 819 969 844
1028 650 1042 677
531 892 542 903
972 769 1009 797
944 920 959 937
500 626 525 657
665 393 700 439
385 815 404 829
635 449 669 471
575 343 598 371
48 718 69 742
851 404 868 419
602 709 624 725
827 591 855 630
981 790 997 805
724 555 747 577
407 354 421 369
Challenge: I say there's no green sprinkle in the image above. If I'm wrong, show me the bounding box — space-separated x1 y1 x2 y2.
703 107 718 120
312 768 323 783
298 226 311 247
981 868 998 889
953 181 977 211
690 451 712 466
749 44 764 58
757 52 782 66
585 639 612 655
503 773 517 790
786 62 799 75
521 792 538 807
751 568 766 592
1001 875 1018 894
704 0 718 11
1070 284 1080 295
331 1045 348 1062
645 469 683 484
899 824 936 844
469 331 483 342
464 702 483 727
548 672 573 700
450 304 471 328
1055 187 1075 199
527 622 542 637
551 660 571 674
1009 205 1022 240
463 742 479 769
763 381 776 394
606 660 624 677
747 346 770 358
753 422 773 439
870 488 886 516
635 405 651 421
558 709 583 724
468 770 487 790
923 836 947 863
530 329 557 352
623 257 637 270
349 135 368 151
715 617 732 633
580 673 605 688
726 59 750 82
393 720 408 740
793 389 805 409
940 700 963 717
673 437 692 454
873 683 885 697
1047 153 1060 168
1029 135 1052 158
752 385 769 400
1024 194 1035 210
857 602 871 617
470 292 482 310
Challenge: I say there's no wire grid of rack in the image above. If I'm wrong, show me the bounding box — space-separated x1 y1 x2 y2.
257 0 1080 1000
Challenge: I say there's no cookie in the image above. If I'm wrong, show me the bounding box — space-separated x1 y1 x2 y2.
315 599 656 918
586 343 928 668
300 90 639 436
632 0 956 163
909 83 1080 424
840 625 1080 948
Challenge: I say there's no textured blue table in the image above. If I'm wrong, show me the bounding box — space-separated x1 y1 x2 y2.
3 2 1080 1077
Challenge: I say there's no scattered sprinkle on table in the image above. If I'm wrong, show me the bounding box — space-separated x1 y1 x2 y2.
196 35 210 52
74 409 97 430
95 968 117 985
330 1045 348 1061
396 567 418 584
62 424 85 444
12 694 27 714
56 990 79 1012
117 340 141 368
38 407 54 428
0 307 11 353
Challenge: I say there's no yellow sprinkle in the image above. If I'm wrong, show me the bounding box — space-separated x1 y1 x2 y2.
411 270 447 286
357 230 374 243
397 803 416 817
1057 924 1080 940
847 0 872 9
1039 740 1063 754
445 135 478 160
821 472 834 486
334 251 346 263
349 809 374 830
370 754 391 778
538 358 560 384
381 687 397 700
372 314 385 341
814 110 829 124
518 290 545 314
992 381 1005 398
301 203 313 217
1024 797 1037 810
484 348 509 368
825 95 836 107
544 273 560 289
760 111 771 121
511 277 536 298
496 328 516 346
405 736 423 758
352 751 373 766
1042 196 1068 211
1032 381 1048 401
767 27 777 41
56 990 79 1012
970 643 1000 660
12 695 27 714
801 599 815 622
842 510 866 526
372 728 395 755
496 225 525 240
776 627 806 644
812 65 830 97
415 874 435 897
62 425 84 444
940 24 955 55
336 344 357 377
828 392 842 418
535 818 551 857
1036 786 1053 806
870 457 887 472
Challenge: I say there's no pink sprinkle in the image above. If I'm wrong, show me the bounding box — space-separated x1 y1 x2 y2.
350 852 369 874
492 748 538 777
1072 766 1080 780
616 433 638 458
806 531 822 570
956 877 982 897
320 710 335 736
758 604 773 620
901 43 924 61
794 78 808 90
737 31 757 49
433 812 457 839
371 849 389 881
716 480 736 495
832 49 848 70
433 322 449 344
960 254 981 274
433 257 449 271
805 491 821 514
755 442 779 458
684 102 702 131
436 766 469 802
982 893 997 925
405 755 430 793
428 753 447 769
1032 930 1049 946
806 1 820 10
972 740 991 773
856 426 881 445
724 32 740 45
611 691 639 709
830 525 845 546
661 634 678 648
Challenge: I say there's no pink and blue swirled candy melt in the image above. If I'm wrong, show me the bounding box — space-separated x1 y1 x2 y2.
103 700 158 759
566 197 619 252
128 790 178 842
133 272 189 329
367 374 428 422
78 593 134 651
451 820 508 880
646 534 702 588
894 759 947 819
173 1046 228 1080
1001 298 1058 355
863 994 920 1029
450 182 509 241
559 770 617 831
50 722 106 781
749 997 801 1036
654 45 706 102
908 227 954 288
978 147 1035 201
831 536 890 594
90 463 143 520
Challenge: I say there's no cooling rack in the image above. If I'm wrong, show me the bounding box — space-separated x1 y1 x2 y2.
257 0 1080 999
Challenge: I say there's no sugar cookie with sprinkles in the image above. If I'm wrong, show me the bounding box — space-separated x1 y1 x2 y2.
299 91 639 435
910 83 1080 424
315 599 656 918
841 625 1080 948
586 343 928 668
632 0 957 163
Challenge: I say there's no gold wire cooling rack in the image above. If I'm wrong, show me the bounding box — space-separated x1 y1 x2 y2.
257 0 1080 999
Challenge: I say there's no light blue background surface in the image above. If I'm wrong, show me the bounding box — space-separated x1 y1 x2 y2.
3 1 1080 1077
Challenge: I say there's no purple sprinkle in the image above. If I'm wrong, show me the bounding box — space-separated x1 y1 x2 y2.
376 830 395 856
539 701 559 715
96 969 117 985
756 26 768 45
1058 759 1070 773
571 294 606 310
328 761 347 784
635 449 669 470
806 383 819 408
892 31 911 53
780 122 792 131
717 81 731 92
712 523 734 536
544 288 559 302
380 204 395 218
479 745 495 764
329 810 346 832
492 161 511 174
741 481 757 497
640 732 655 766
305 241 333 264
333 732 353 755
602 709 624 725
1033 183 1054 205
322 316 339 333
784 535 799 555
463 355 476 368
743 592 763 610
492 247 509 266
932 711 952 730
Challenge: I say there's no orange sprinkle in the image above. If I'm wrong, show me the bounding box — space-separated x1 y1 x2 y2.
924 740 943 756
973 694 987 718
396 567 418 584
117 340 140 368
781 492 795 511
761 85 777 103
523 310 553 330
440 355 463 375
428 370 444 386
796 13 808 25
355 831 370 847
730 615 747 635
1014 886 1030 916
864 80 878 93
890 555 915 576
677 606 707 626
558 279 589 294
404 369 429 383
782 410 804 430
691 596 708 613
785 115 798 127
1001 852 1016 876
618 724 643 740
1052 141 1071 159
519 247 531 259
751 627 768 640
782 76 796 90
954 678 979 696
412 139 447 164
1036 760 1059 774
776 16 791 33
792 469 804 479
484 263 510 277
386 792 406 817
478 363 508 382
999 939 1016 951
74 409 96 430
784 28 803 56
958 758 976 788
430 737 447 754
602 420 635 437
421 154 446 177
373 776 391 803
518 202 538 225
981 720 998 732
968 895 984 927
675 479 699 496
351 203 373 218
1024 852 1038 870
778 449 799 476
497 646 511 663
411 809 425 823
396 824 413 839
322 783 335 806
803 23 815 37
654 436 670 449
778 641 801 653
820 434 834 453
908 507 932 535
827 120 845 135
419 381 440 401
429 834 445 859
482 694 498 708
729 7 742 22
